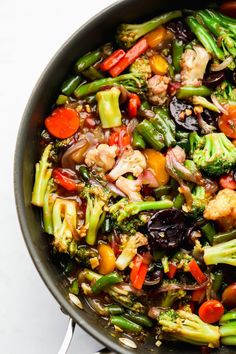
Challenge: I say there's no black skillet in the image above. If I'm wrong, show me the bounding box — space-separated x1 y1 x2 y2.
14 0 234 353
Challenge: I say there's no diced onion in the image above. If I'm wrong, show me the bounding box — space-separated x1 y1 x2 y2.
211 94 229 115
211 56 233 72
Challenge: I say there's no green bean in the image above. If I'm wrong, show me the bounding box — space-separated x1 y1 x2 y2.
221 336 236 346
172 39 184 72
213 229 236 245
212 270 223 294
186 16 224 61
136 120 165 151
107 304 124 315
74 48 102 73
176 85 212 99
153 107 176 136
110 315 143 333
201 222 216 245
61 75 82 95
91 272 123 294
151 113 176 147
154 186 172 200
78 165 90 181
69 279 79 295
220 311 236 324
124 311 153 328
173 193 185 209
175 130 189 140
56 94 68 105
82 67 104 81
132 129 146 149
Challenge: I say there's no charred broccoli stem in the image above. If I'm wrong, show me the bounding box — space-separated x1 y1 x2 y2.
190 132 236 176
204 239 236 266
158 309 220 347
74 73 144 97
109 198 173 222
116 10 182 49
96 87 122 128
31 144 53 207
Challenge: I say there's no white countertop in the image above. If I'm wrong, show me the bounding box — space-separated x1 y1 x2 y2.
0 0 115 353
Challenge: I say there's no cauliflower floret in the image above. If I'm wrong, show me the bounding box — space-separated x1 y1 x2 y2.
116 176 142 202
180 45 211 87
147 74 170 106
204 188 236 231
85 144 118 172
107 147 147 181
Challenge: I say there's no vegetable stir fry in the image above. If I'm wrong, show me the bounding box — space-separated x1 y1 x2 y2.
32 4 236 351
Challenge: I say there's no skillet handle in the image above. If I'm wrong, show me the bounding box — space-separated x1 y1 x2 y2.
58 317 114 354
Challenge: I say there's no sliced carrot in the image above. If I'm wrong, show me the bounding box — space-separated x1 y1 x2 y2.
45 107 80 139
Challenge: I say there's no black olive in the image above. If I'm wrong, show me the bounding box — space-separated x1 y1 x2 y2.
169 96 199 131
147 209 187 251
203 70 225 88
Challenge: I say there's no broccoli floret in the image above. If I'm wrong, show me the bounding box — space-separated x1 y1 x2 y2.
52 197 78 255
190 132 236 176
184 186 208 218
129 56 152 80
75 245 98 267
31 144 53 207
80 268 145 313
116 10 182 49
96 87 122 128
115 232 148 270
109 198 173 222
82 184 110 246
158 308 220 348
113 214 149 235
160 289 186 308
204 239 236 266
213 80 236 106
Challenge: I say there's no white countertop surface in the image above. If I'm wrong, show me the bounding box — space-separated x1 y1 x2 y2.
0 0 115 353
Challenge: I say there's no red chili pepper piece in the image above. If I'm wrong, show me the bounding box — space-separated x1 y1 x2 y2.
166 262 178 279
219 173 236 190
109 38 149 77
189 259 207 285
53 168 79 191
128 93 141 118
100 49 126 71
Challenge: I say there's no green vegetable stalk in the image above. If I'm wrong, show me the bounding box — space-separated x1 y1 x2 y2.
176 86 212 99
74 48 102 73
220 310 236 346
43 179 57 234
96 87 122 128
136 119 165 151
110 315 143 333
92 272 123 294
31 144 52 207
204 238 236 266
117 10 182 48
172 39 184 72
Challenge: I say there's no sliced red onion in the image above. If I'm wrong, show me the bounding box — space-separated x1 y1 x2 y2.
211 56 233 71
144 278 161 286
211 94 228 115
106 182 126 197
138 169 159 188
61 138 89 169
155 277 209 293
148 307 167 319
127 119 138 135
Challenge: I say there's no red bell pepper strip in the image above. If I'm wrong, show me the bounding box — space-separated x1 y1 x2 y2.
188 259 207 285
128 93 141 118
192 287 206 303
109 127 131 148
166 262 178 279
100 49 126 71
132 262 148 290
52 168 79 191
109 38 149 77
130 255 143 283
